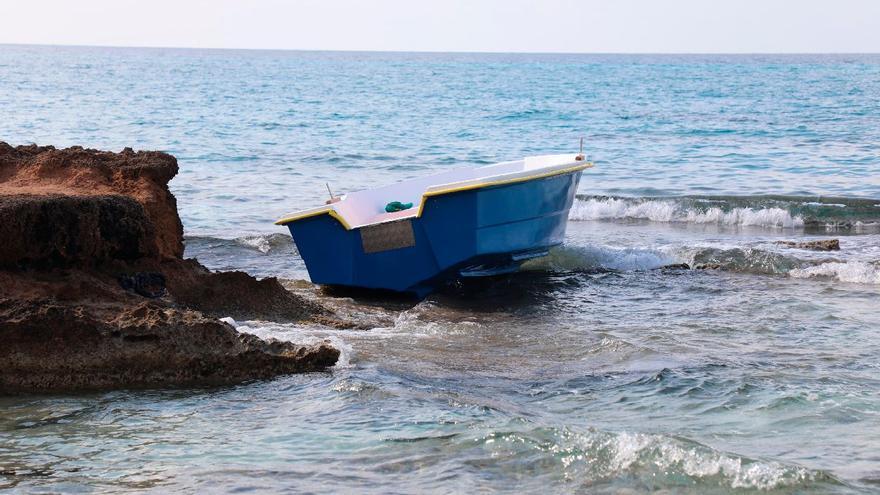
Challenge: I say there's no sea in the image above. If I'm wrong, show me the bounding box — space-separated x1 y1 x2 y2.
1 45 879 494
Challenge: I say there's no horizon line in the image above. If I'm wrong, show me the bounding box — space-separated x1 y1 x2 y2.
2 42 879 57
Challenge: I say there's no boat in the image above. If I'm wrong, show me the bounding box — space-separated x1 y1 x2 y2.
276 153 593 297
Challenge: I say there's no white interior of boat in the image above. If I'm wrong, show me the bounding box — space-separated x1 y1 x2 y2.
276 153 592 229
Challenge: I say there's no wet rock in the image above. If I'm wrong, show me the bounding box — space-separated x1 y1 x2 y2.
163 259 326 322
658 263 691 270
775 239 840 251
0 142 338 393
694 263 723 270
0 298 338 393
118 272 166 298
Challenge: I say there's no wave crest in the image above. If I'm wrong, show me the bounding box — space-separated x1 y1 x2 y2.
570 197 803 228
234 233 293 254
567 429 824 490
569 195 880 231
790 261 880 285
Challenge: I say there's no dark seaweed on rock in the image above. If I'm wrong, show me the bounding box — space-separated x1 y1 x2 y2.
0 194 157 267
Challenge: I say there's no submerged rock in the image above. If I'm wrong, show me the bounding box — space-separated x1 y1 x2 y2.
0 142 338 393
775 239 840 251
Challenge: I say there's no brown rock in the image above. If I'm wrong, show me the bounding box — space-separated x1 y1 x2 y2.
163 259 326 322
0 142 183 259
0 194 157 267
0 142 339 393
775 239 840 251
0 298 338 393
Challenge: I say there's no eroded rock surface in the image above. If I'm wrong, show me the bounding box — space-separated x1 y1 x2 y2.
776 239 841 251
0 142 338 393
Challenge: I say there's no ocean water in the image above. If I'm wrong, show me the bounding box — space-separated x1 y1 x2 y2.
1 45 880 493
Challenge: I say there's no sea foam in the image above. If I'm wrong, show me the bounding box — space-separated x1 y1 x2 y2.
234 320 355 368
569 197 804 228
789 261 880 285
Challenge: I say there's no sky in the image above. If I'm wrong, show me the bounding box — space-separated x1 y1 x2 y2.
2 0 880 53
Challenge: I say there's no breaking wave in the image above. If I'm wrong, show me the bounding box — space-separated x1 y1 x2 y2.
546 428 832 491
570 195 880 231
790 261 880 285
184 233 294 255
233 233 294 254
376 425 836 492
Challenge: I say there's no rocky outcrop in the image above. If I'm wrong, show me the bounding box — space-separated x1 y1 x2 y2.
776 239 840 251
164 260 325 322
0 142 338 393
0 299 337 391
0 194 157 267
0 143 183 259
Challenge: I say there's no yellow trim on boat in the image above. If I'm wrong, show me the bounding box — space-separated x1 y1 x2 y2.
415 162 593 217
274 207 353 229
275 161 593 228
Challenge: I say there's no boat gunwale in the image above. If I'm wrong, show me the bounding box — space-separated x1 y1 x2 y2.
275 159 593 229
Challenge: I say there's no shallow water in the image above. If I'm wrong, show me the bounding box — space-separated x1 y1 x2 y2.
1 46 879 493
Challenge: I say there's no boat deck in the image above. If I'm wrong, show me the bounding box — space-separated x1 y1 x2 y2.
276 154 592 229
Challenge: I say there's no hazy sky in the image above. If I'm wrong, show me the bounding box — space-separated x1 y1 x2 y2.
3 0 880 53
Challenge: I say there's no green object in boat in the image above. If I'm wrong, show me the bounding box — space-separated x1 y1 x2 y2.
385 201 413 213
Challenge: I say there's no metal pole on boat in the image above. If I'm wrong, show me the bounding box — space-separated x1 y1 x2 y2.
325 182 341 204
577 137 585 161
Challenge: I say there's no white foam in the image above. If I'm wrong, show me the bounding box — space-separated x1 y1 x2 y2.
572 430 816 490
789 261 880 285
569 198 805 228
568 197 677 222
234 233 290 254
234 321 355 369
685 206 803 228
233 235 273 254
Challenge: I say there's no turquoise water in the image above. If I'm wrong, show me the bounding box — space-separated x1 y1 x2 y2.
1 45 880 493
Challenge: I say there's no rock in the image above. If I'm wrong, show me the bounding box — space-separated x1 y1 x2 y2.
0 142 182 259
0 298 338 393
775 239 840 251
694 263 723 270
0 194 157 267
163 259 326 322
0 142 339 393
118 272 167 298
658 263 691 270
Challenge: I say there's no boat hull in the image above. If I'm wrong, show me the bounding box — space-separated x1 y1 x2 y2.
286 169 582 296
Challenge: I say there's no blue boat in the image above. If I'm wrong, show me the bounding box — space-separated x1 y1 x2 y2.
276 154 592 297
